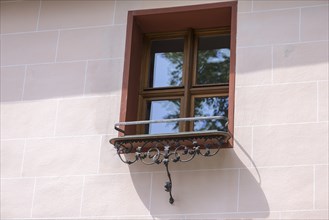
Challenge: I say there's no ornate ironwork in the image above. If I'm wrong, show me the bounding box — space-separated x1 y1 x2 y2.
110 116 231 204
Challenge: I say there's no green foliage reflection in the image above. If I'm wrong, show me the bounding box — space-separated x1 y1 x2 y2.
162 52 184 86
149 41 230 133
197 49 230 84
194 96 228 131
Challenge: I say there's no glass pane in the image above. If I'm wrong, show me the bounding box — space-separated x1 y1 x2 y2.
193 96 228 131
149 39 184 88
196 35 230 85
146 100 180 134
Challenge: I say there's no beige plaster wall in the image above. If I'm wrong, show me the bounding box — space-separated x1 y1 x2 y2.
0 0 328 219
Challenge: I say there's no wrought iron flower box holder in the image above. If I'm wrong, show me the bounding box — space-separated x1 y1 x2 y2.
110 116 231 204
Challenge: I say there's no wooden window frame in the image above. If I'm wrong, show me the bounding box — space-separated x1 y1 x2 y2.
139 28 230 133
119 1 237 147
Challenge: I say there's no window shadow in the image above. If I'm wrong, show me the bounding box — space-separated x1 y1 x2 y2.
126 137 270 219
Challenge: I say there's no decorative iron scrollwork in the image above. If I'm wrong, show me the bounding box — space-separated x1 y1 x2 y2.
110 116 231 204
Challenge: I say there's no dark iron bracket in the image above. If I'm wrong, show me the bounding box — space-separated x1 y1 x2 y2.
109 116 231 204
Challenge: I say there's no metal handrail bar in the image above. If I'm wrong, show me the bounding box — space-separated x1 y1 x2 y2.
115 115 227 126
114 116 228 134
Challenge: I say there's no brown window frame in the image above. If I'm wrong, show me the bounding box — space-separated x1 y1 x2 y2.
138 28 230 134
119 1 237 147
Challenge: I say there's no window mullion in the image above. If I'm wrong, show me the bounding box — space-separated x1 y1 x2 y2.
181 29 194 131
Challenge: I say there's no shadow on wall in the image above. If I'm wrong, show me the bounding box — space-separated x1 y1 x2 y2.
2 38 328 103
126 138 269 219
0 59 124 102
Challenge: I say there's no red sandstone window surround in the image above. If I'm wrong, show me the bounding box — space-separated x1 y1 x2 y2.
118 1 237 147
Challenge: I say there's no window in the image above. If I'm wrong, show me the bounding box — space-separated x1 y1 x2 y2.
139 29 230 135
119 2 237 146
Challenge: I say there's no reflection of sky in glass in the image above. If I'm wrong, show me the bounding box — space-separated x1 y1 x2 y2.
148 100 180 134
206 48 230 63
196 34 230 85
197 49 230 84
153 52 183 87
194 96 228 131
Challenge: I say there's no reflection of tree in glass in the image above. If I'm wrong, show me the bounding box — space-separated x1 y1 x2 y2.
194 97 228 131
159 48 229 132
161 99 181 130
197 49 230 84
147 100 180 134
162 52 184 86
162 48 230 86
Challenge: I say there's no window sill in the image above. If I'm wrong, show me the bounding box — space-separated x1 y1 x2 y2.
110 130 231 153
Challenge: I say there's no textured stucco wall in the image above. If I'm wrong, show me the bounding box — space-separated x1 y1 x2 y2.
0 0 328 219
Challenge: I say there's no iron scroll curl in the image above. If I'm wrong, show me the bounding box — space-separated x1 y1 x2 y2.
110 116 231 204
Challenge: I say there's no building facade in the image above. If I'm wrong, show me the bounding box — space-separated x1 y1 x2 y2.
1 0 328 219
